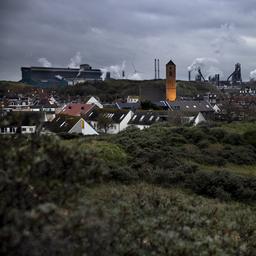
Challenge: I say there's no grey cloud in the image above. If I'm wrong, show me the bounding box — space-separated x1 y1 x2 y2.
0 0 256 81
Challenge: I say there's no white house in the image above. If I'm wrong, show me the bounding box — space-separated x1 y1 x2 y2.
86 96 103 109
128 111 163 130
127 96 140 103
0 112 42 135
213 104 221 113
84 108 133 134
193 112 206 126
44 115 98 135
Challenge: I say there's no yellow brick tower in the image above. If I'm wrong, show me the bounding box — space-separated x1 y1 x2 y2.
166 60 176 101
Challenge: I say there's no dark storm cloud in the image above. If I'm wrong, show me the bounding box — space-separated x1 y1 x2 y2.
0 0 256 80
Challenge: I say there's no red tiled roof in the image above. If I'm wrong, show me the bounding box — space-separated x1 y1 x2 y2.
60 103 94 116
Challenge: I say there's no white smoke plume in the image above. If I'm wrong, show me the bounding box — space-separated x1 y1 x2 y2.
38 58 52 67
68 52 82 68
188 58 223 79
100 61 126 80
250 69 256 80
128 72 142 80
211 23 242 55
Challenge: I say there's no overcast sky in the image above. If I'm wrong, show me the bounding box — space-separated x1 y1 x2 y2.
1 0 256 81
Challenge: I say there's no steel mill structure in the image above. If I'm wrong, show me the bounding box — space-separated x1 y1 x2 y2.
166 60 176 101
227 63 242 84
21 64 102 87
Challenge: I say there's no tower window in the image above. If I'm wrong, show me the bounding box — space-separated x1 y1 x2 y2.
169 71 172 76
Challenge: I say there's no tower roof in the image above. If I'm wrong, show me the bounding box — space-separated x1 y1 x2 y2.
167 60 175 65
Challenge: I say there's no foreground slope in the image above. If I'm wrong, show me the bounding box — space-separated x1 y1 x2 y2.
1 122 256 255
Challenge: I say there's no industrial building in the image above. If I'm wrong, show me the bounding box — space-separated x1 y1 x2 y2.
188 63 243 88
21 64 102 87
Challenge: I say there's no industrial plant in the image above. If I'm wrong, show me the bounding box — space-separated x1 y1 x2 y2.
21 64 102 87
188 62 244 88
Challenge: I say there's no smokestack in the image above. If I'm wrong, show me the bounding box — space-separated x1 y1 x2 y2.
122 70 125 79
217 74 220 87
154 59 157 80
157 59 160 79
188 71 191 81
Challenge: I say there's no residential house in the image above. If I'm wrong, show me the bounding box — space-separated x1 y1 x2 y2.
128 111 165 130
115 102 141 111
59 103 96 117
0 112 42 134
166 100 214 125
7 96 33 109
127 96 140 103
84 108 133 134
43 115 98 135
86 96 103 109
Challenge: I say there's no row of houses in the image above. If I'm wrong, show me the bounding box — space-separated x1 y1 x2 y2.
0 97 216 135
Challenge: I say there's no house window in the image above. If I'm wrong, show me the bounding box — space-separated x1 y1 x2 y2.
132 115 137 120
60 122 66 127
139 115 145 122
149 116 154 121
22 128 27 132
29 128 34 132
10 127 16 133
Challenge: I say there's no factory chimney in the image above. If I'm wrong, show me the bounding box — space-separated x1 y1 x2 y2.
157 59 160 79
188 70 191 81
154 59 157 80
166 60 176 101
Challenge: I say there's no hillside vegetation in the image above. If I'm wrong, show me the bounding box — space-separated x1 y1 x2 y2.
0 79 220 102
1 122 256 255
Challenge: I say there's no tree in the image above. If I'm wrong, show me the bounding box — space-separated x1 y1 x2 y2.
97 113 113 133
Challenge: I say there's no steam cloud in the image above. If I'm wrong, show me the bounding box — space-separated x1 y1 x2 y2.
68 52 82 68
211 23 242 55
250 69 256 80
101 61 143 81
38 58 52 67
188 58 223 79
128 72 142 80
100 61 126 80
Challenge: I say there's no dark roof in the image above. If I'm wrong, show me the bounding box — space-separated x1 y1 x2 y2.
152 101 170 109
115 102 141 110
167 100 214 113
84 108 130 124
167 60 175 66
44 115 80 133
128 111 164 126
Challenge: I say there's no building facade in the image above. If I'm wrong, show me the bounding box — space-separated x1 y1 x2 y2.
21 64 102 87
166 60 176 101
